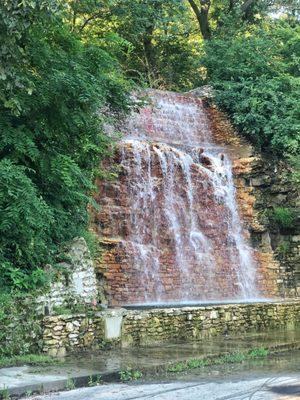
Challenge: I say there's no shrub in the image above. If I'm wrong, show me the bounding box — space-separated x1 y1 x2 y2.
0 293 43 357
0 1 130 291
203 22 300 158
272 207 296 229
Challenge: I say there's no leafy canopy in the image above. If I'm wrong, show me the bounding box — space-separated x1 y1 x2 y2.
203 21 300 156
0 0 130 290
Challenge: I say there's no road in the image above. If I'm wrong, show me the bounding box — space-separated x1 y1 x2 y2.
26 374 300 400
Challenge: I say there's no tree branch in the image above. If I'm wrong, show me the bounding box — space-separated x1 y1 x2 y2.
241 0 256 13
188 0 211 39
79 11 104 32
187 0 202 21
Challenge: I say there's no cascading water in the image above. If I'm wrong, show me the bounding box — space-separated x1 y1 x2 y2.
97 90 260 305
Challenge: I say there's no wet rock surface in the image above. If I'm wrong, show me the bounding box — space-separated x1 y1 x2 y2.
93 90 272 306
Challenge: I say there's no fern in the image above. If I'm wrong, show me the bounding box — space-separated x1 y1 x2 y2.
0 2 130 291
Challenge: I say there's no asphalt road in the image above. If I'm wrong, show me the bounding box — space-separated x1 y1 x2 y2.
26 374 300 400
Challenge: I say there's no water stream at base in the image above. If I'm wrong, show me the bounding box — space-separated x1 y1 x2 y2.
104 90 260 304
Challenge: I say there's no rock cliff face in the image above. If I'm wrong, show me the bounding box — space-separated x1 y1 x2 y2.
234 157 299 297
91 90 299 306
206 104 300 298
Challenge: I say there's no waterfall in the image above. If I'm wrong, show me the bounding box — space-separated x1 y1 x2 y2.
100 90 260 305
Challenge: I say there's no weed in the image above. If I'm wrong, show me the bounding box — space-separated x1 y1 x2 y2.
120 368 143 382
66 377 76 390
0 386 10 400
248 348 269 358
276 242 290 257
215 352 246 364
187 359 207 369
167 358 209 373
272 207 296 229
167 362 187 373
167 347 269 374
88 375 102 387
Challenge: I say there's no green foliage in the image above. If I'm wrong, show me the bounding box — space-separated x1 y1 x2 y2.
79 229 100 259
248 347 269 358
0 354 62 368
0 386 10 400
66 377 76 390
203 22 300 158
119 368 143 382
167 361 188 373
0 1 130 291
187 358 208 369
167 347 269 373
0 292 43 357
272 207 296 229
71 0 203 90
215 352 246 364
276 241 291 257
88 374 102 387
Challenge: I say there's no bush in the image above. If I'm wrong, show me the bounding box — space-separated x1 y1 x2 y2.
0 1 130 291
203 22 300 158
272 207 296 229
0 293 43 357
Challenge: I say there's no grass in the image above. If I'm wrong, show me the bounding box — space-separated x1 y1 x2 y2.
0 354 63 368
167 347 269 373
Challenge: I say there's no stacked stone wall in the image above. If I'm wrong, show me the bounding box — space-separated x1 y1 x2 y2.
37 237 100 312
43 313 105 357
42 301 300 355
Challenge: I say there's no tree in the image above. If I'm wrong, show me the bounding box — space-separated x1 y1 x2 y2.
65 0 202 89
187 0 212 39
0 0 130 290
203 21 300 156
186 0 296 39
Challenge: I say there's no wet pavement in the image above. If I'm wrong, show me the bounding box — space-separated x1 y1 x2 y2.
50 328 300 373
23 351 300 399
1 328 299 398
23 375 300 399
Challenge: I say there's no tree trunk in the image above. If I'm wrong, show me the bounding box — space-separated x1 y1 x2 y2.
143 24 158 84
188 0 211 40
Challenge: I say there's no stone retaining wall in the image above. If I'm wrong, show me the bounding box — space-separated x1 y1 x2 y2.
43 301 300 355
43 313 105 357
37 237 101 313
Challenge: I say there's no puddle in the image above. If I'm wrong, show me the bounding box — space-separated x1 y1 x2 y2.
35 327 300 378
